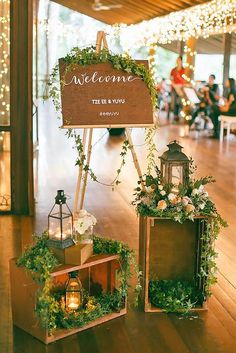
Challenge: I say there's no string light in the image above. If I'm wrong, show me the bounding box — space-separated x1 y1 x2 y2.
179 44 197 122
37 0 236 57
147 43 158 82
109 0 236 51
0 0 10 125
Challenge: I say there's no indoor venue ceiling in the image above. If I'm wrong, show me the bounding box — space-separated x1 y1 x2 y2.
160 33 236 55
51 0 210 25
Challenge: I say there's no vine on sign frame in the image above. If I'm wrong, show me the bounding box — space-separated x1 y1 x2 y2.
47 46 158 189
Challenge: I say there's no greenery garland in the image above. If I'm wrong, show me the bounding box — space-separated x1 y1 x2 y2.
149 280 201 313
47 46 158 188
17 233 136 334
133 163 227 312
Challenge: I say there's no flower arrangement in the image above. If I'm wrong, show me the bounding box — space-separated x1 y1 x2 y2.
133 165 221 224
74 209 97 243
74 210 97 235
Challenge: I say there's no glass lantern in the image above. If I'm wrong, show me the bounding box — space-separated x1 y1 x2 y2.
47 190 74 249
65 271 83 311
159 141 190 192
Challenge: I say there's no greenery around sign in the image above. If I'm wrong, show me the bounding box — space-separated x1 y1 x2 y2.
17 233 138 334
133 161 227 313
47 46 158 188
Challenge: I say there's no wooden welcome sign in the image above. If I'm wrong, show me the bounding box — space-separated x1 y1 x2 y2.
59 60 154 128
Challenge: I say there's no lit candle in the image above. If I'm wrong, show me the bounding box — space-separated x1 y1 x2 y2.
68 297 79 310
54 232 67 240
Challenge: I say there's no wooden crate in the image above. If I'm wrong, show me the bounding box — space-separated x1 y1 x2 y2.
10 254 127 344
139 216 208 312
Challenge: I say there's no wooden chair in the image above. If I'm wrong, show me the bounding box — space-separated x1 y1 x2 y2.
219 115 236 141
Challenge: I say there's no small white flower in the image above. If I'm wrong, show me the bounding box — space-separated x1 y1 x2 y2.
158 185 164 191
199 203 205 210
160 190 166 196
192 188 199 196
168 193 176 201
199 185 204 192
203 191 209 198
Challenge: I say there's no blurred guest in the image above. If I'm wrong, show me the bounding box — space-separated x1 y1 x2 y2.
204 74 220 105
170 56 186 121
210 78 236 138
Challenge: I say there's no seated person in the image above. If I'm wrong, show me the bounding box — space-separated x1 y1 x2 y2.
204 74 220 105
190 101 208 129
210 78 236 138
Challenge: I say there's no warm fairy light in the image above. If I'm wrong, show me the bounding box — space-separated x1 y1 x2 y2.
180 44 197 121
148 43 158 82
109 0 236 51
0 0 10 125
37 0 236 61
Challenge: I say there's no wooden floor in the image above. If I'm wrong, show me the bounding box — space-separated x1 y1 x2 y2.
1 102 236 353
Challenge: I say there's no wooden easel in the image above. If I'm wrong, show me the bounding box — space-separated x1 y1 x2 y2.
74 31 145 213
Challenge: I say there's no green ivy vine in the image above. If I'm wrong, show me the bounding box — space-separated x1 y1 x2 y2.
149 280 201 313
133 163 227 312
47 46 158 189
17 233 138 334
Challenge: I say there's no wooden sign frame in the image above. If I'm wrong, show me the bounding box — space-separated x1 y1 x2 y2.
59 44 154 129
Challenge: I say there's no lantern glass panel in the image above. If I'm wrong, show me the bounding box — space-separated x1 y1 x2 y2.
66 275 83 310
49 214 72 241
171 165 183 186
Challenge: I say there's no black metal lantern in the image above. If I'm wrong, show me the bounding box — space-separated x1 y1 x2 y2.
159 141 190 192
65 271 83 311
48 190 74 249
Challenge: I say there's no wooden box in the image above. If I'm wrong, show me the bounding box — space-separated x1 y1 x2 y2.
139 216 208 312
10 254 127 344
49 243 93 265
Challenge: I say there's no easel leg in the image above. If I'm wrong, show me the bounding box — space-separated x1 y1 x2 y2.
125 128 145 191
74 129 88 213
79 128 93 210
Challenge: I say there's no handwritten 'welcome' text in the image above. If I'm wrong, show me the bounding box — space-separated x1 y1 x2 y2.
64 72 141 86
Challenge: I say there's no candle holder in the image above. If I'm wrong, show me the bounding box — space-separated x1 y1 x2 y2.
47 190 74 249
65 271 83 311
159 141 190 193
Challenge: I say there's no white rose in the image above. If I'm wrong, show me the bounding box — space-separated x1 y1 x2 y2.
192 189 199 196
160 190 166 196
158 185 164 191
168 193 176 201
78 209 88 217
